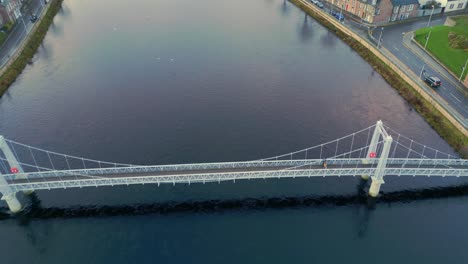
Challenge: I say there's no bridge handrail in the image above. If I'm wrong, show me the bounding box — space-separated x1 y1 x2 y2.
6 167 468 192
2 158 466 181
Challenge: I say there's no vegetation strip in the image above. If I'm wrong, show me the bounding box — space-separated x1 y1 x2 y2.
414 16 468 80
0 0 64 96
290 0 467 158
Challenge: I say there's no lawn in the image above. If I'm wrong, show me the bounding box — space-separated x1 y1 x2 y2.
414 16 468 80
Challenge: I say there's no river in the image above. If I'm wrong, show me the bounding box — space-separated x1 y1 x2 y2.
0 0 466 263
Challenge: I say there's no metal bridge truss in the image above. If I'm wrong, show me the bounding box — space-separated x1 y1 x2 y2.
0 120 466 212
5 158 468 193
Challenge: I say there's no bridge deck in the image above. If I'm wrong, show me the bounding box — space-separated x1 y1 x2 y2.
4 160 467 193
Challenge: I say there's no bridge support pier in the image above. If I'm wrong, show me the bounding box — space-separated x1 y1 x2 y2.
0 170 22 213
0 136 33 195
1 192 22 213
369 180 383 197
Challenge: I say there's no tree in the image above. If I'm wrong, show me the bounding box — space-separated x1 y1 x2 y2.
423 0 440 9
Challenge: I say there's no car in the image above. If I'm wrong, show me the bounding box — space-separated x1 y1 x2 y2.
424 76 441 87
310 0 318 4
30 15 38 23
316 1 324 8
331 11 344 21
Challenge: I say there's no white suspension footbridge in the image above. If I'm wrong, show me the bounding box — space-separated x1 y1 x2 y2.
0 121 467 213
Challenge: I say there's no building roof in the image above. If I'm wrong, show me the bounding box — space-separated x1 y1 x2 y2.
391 0 419 6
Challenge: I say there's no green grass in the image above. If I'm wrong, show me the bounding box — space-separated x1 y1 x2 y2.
290 0 468 157
0 32 7 46
415 16 468 80
0 0 63 96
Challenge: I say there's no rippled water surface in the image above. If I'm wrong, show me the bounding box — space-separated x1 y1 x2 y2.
0 0 466 263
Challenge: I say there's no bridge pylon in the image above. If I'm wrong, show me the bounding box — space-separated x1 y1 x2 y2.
361 120 386 180
369 134 392 197
0 170 22 213
0 136 32 212
360 120 393 196
0 136 32 192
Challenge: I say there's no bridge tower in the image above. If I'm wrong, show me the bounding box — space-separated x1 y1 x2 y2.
360 121 393 197
0 136 28 213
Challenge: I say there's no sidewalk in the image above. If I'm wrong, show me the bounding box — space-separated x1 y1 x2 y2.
334 7 468 129
403 32 468 89
0 0 49 71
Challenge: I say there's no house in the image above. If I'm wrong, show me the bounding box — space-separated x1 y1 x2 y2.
388 0 420 21
439 0 467 12
325 0 380 23
325 0 420 24
0 0 21 26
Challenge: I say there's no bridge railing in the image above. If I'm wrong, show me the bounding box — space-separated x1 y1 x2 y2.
2 158 466 182
6 166 468 193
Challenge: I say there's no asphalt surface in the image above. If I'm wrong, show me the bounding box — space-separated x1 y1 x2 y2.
371 18 468 121
0 0 46 67
302 0 468 124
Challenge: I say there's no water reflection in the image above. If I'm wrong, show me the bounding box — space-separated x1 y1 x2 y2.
2 184 468 220
320 31 336 48
352 179 375 238
39 43 51 61
280 0 290 16
298 14 313 43
49 20 64 37
58 2 71 18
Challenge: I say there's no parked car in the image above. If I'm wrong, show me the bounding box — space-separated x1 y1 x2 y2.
331 11 344 21
315 1 324 8
310 0 318 4
424 76 441 87
30 15 38 23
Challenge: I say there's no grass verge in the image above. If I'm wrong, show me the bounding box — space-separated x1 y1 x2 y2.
290 0 468 158
0 0 64 96
414 15 468 80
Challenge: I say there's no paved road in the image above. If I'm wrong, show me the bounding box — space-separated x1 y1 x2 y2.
371 18 468 121
302 1 467 124
0 0 46 68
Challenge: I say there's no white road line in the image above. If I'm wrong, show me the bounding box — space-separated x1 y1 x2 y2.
450 93 462 103
393 46 399 51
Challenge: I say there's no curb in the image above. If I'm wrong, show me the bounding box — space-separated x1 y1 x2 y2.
292 0 468 137
0 2 53 76
409 32 468 91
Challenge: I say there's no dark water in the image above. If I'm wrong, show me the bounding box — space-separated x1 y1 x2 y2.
0 0 466 263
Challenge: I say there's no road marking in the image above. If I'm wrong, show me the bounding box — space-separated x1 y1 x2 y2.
393 46 399 51
402 40 468 97
450 93 462 103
